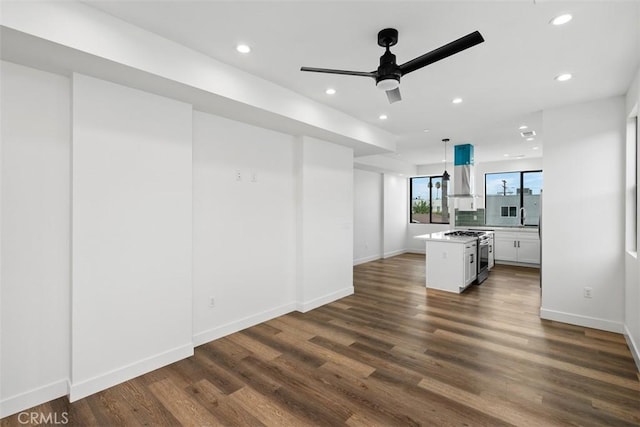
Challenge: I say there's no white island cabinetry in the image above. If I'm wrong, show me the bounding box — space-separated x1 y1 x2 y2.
415 232 477 293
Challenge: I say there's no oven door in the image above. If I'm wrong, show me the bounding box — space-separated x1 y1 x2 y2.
477 239 490 284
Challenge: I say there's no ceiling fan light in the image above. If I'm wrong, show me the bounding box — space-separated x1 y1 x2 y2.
555 73 572 82
376 78 400 91
551 14 572 26
236 44 251 53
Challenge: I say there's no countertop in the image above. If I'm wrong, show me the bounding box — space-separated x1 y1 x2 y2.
414 231 479 244
457 226 539 233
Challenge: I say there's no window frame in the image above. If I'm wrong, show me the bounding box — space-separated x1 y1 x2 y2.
484 170 542 227
409 175 450 224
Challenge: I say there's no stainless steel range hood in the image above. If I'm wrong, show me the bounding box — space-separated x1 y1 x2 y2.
452 144 476 198
450 144 480 211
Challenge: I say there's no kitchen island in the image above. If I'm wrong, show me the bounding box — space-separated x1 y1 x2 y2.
415 231 491 293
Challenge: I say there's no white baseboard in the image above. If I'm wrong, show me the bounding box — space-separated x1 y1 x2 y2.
353 254 381 265
193 302 296 346
623 324 640 372
296 286 354 313
406 248 426 255
0 379 69 418
383 249 406 259
496 260 540 268
69 343 193 402
539 308 623 333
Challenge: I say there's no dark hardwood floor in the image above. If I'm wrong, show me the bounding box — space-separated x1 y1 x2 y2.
3 253 639 426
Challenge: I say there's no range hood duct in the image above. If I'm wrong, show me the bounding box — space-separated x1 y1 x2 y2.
452 144 476 198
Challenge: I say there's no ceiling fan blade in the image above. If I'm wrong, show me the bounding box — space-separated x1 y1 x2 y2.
399 31 484 75
300 67 376 78
386 87 402 103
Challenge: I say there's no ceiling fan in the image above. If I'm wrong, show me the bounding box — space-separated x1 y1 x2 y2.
301 28 484 104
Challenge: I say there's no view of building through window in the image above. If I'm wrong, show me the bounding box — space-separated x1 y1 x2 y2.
485 171 543 226
410 176 449 224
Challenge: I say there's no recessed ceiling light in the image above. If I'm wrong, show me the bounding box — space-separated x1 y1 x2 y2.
236 44 251 53
423 129 430 133
526 137 535 141
532 146 539 150
555 73 572 82
379 114 388 120
504 154 510 157
452 97 463 104
551 14 573 26
325 88 336 95
519 125 528 130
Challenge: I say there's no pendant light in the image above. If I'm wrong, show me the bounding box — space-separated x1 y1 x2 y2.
442 138 450 181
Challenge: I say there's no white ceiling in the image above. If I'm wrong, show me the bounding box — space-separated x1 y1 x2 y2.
83 0 639 165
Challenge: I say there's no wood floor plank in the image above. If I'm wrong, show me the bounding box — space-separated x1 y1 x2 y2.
148 377 222 426
2 255 639 426
186 379 265 426
228 386 308 427
227 331 283 361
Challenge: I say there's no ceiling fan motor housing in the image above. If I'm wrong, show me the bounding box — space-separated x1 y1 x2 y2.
376 44 401 89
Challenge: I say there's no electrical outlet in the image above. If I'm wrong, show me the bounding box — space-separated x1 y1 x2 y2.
209 297 216 308
583 287 593 299
442 252 447 259
235 169 242 181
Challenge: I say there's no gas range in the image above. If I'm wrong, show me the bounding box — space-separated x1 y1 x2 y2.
444 230 486 238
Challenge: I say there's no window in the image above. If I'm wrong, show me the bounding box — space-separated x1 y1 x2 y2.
410 176 449 224
501 206 517 217
485 170 543 226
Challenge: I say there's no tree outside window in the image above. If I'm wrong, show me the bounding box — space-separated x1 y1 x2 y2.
410 176 449 224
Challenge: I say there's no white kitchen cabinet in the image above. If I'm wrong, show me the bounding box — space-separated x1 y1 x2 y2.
464 242 478 286
416 233 478 293
494 230 540 265
516 238 540 264
495 232 519 262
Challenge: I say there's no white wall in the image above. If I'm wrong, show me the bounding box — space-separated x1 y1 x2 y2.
383 174 408 258
353 169 383 265
192 112 297 344
297 137 354 312
0 61 71 416
624 67 640 369
0 61 364 415
71 74 193 400
541 96 626 333
353 169 410 263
